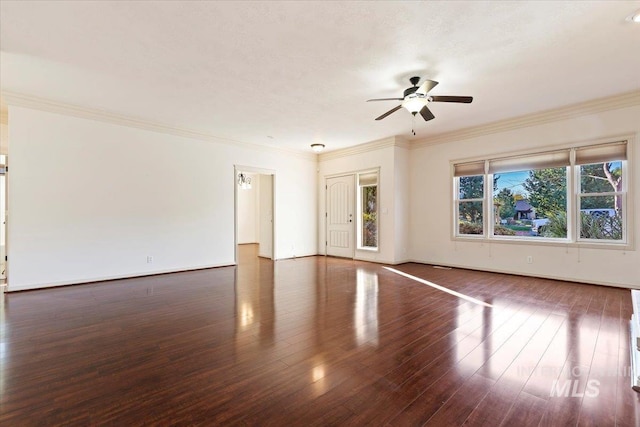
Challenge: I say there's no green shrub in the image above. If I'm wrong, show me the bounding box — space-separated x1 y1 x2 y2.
543 211 567 238
458 222 516 236
580 212 622 240
458 221 483 235
543 211 622 240
494 225 516 236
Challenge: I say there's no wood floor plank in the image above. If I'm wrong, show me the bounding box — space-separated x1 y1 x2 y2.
423 373 495 426
461 386 520 426
499 390 547 427
615 292 640 427
576 292 621 426
0 244 638 425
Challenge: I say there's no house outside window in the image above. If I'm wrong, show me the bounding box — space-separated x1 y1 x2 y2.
492 165 568 239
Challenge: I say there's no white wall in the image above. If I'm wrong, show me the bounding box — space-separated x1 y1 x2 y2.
237 173 258 244
394 144 410 263
8 106 317 290
408 104 640 288
318 138 410 264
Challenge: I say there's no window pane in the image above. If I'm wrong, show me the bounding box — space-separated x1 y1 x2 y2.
579 196 622 240
493 167 567 238
459 175 484 199
458 201 483 235
580 161 622 194
361 186 377 247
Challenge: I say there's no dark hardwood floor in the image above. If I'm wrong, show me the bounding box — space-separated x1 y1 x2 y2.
1 244 638 426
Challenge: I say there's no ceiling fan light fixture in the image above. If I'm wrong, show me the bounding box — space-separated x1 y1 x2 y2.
311 143 325 152
368 77 470 122
402 96 427 114
626 9 640 22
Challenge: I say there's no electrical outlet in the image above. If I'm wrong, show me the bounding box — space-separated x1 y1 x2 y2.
526 255 533 264
147 256 153 264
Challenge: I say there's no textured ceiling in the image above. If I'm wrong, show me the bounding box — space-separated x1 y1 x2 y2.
1 1 639 152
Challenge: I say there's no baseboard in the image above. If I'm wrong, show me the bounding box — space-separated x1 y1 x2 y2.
7 262 235 292
403 258 640 290
275 252 318 261
390 258 412 265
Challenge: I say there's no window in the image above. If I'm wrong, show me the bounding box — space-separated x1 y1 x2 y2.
454 161 485 236
576 142 626 242
493 167 568 238
453 140 629 246
358 172 378 249
456 175 485 235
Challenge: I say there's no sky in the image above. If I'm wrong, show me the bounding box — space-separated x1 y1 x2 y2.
493 161 622 198
495 170 529 196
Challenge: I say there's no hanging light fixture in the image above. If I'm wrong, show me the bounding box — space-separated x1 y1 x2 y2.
401 95 428 114
311 143 325 153
237 172 252 190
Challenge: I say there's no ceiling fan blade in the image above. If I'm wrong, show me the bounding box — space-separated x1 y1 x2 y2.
416 79 439 95
430 95 473 103
420 105 435 122
367 98 404 102
375 105 402 120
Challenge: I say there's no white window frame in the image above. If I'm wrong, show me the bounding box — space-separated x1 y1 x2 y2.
575 160 627 244
451 136 633 250
357 170 379 251
454 174 486 238
488 166 571 243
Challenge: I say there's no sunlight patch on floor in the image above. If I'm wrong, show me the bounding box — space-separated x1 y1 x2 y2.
383 266 493 308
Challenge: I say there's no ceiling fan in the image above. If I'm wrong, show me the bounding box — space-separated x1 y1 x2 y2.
367 76 473 122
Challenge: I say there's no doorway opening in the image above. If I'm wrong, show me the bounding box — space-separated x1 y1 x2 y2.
234 166 275 263
0 155 6 285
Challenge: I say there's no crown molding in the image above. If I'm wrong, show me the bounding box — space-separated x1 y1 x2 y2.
319 136 409 161
1 91 317 161
394 136 410 149
411 90 640 149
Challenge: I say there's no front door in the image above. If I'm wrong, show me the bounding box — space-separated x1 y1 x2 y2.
326 175 354 258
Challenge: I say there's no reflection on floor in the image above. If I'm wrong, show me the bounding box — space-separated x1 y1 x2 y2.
0 244 638 425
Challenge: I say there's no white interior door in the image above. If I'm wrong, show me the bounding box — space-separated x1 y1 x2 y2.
326 175 355 258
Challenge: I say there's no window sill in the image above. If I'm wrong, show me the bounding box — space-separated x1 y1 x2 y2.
452 235 633 251
357 247 379 253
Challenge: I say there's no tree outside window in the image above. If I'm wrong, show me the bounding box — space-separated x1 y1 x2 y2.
358 171 378 249
457 175 484 235
361 185 377 247
578 161 623 240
